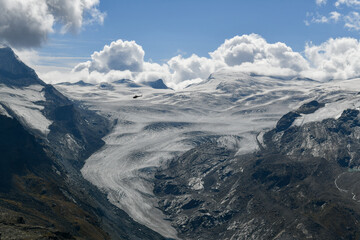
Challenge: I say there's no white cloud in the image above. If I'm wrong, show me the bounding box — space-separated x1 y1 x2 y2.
31 35 360 89
167 54 224 84
0 0 105 48
137 62 170 84
210 34 309 73
316 0 328 6
344 11 360 30
309 0 360 32
303 37 360 80
330 11 342 22
79 40 145 73
335 0 360 8
13 49 43 70
315 15 330 23
306 11 342 25
69 35 310 89
72 39 174 86
47 0 105 34
210 34 263 66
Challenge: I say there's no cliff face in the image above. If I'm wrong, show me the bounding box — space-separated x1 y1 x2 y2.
0 47 165 240
153 101 360 240
0 114 111 239
266 108 360 168
0 46 43 87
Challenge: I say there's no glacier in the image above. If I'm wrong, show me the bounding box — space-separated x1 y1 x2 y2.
55 70 360 238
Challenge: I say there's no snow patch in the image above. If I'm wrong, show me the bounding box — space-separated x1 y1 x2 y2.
0 84 52 135
256 131 266 148
293 95 360 127
0 104 12 118
188 177 204 191
217 135 241 150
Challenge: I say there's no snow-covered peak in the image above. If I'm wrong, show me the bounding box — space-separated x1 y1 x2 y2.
0 48 51 135
143 79 169 89
185 69 320 105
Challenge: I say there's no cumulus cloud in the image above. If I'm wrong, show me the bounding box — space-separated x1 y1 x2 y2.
70 34 312 89
210 35 263 65
39 34 360 89
0 0 105 48
75 40 145 73
168 54 224 84
303 37 360 80
215 36 360 81
210 34 309 73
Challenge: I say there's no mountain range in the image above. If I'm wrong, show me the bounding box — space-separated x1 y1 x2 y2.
0 46 164 240
2 45 360 239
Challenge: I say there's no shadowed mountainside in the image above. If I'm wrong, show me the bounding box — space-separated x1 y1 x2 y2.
0 46 165 240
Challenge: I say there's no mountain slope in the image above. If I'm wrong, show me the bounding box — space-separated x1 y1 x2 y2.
53 69 325 237
56 68 360 239
0 46 165 240
0 46 43 87
153 103 360 239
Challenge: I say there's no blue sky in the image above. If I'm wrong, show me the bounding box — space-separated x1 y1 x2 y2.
39 0 359 63
3 0 360 88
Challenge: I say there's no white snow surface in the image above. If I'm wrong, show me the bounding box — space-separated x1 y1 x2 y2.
55 70 360 238
0 84 52 135
293 86 360 127
0 104 12 118
188 177 205 191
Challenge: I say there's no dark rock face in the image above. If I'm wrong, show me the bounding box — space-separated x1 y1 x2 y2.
0 114 109 239
0 115 49 192
296 100 325 114
112 79 142 88
145 79 169 89
0 47 43 87
56 80 94 87
275 100 325 132
153 104 360 239
275 111 301 132
266 108 360 168
99 82 114 90
42 84 111 167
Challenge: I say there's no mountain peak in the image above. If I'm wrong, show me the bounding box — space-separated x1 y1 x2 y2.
0 46 43 87
145 79 168 89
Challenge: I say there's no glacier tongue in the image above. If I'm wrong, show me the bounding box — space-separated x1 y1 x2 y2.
56 70 360 238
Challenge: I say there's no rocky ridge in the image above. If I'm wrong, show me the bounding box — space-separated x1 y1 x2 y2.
0 47 165 239
154 99 360 240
